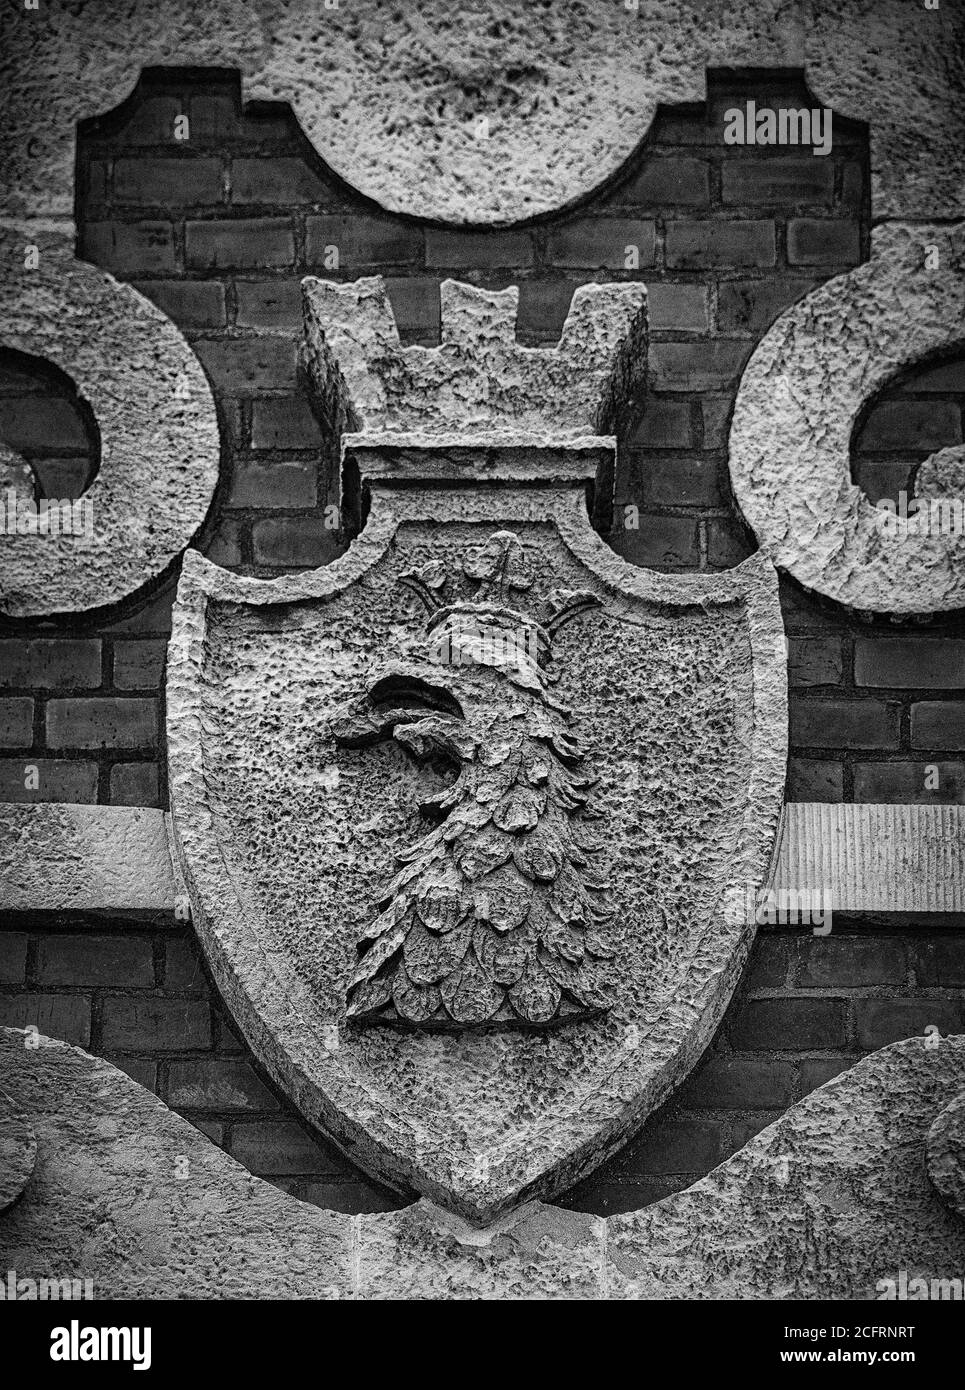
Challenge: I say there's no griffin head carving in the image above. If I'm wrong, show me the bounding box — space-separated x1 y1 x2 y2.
332 531 614 1031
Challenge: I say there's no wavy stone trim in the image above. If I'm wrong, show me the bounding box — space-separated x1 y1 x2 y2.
2 1029 963 1300
2 2 964 230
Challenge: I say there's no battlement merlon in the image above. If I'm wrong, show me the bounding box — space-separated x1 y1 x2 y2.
299 276 648 492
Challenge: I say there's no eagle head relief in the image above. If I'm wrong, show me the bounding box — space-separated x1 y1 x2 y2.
331 530 615 1030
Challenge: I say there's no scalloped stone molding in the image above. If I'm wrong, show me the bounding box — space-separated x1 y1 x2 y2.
728 222 965 616
2 1028 963 1299
1 0 963 236
0 229 219 617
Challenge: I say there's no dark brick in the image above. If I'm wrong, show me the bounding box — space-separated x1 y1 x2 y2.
117 96 183 145
788 637 843 688
0 993 90 1046
618 156 709 207
424 228 532 269
0 934 28 984
629 400 693 449
857 402 961 453
912 702 965 750
786 759 844 802
787 219 861 265
912 360 965 393
234 280 302 330
84 161 109 207
840 162 865 210
621 1117 725 1175
853 761 965 803
677 1056 795 1109
204 520 243 568
228 460 317 508
229 1120 338 1176
112 640 166 690
30 457 91 500
46 697 157 750
647 283 708 331
101 997 211 1051
188 92 237 142
716 278 818 333
0 759 99 803
115 157 222 206
729 998 848 1050
168 1059 279 1111
109 763 159 807
855 999 965 1051
0 398 88 452
133 280 226 329
795 937 906 989
0 639 101 690
37 935 155 988
81 222 176 274
251 517 334 567
0 698 33 748
619 514 699 568
546 219 655 270
797 1057 862 1095
307 216 423 269
300 1181 401 1215
648 458 722 507
250 397 323 450
516 280 578 339
790 699 898 750
701 398 732 449
192 338 298 393
384 278 441 340
648 340 753 391
108 1056 158 1092
854 460 913 506
164 939 206 993
722 157 834 205
665 220 775 269
191 1118 224 1145
706 517 754 567
231 157 333 205
742 935 798 990
186 218 294 270
855 638 965 688
911 939 965 988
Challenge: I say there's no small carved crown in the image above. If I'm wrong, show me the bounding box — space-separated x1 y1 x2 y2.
300 276 647 443
401 531 597 687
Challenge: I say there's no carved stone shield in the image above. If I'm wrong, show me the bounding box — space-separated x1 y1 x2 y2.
167 278 786 1222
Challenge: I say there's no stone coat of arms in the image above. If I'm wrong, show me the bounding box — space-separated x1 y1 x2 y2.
167 277 786 1223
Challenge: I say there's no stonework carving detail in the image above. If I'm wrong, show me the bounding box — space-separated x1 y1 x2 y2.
728 222 965 615
0 230 220 617
334 530 613 1030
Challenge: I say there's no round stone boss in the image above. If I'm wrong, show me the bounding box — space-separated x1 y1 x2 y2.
728 222 965 616
0 231 219 617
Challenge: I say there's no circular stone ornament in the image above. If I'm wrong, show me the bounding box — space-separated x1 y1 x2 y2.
0 1087 37 1212
927 1091 965 1221
0 231 220 617
729 222 965 616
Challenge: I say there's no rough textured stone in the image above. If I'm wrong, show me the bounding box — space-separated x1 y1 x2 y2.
167 276 786 1223
607 1036 965 1299
772 803 965 913
0 805 179 916
927 1090 965 1221
729 223 965 615
0 229 219 617
1 1 962 229
0 1085 36 1212
0 1029 352 1298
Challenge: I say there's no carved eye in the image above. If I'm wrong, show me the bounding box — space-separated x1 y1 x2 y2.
368 672 463 722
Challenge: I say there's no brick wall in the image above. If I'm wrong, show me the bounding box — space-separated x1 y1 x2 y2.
1 65 964 1215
